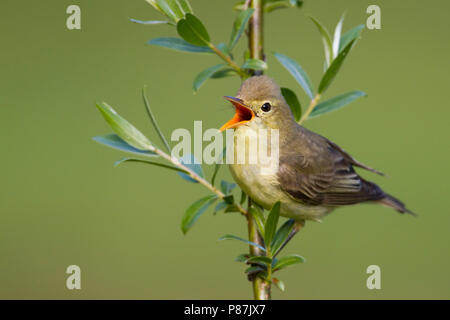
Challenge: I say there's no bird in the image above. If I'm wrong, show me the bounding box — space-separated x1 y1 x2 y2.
220 75 414 223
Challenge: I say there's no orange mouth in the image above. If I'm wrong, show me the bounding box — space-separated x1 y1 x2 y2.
220 96 255 132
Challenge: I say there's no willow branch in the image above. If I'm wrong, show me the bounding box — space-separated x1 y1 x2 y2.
247 0 271 301
299 94 321 124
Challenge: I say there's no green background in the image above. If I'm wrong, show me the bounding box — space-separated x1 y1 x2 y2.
1 0 449 299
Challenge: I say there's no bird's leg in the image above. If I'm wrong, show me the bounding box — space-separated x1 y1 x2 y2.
273 220 305 258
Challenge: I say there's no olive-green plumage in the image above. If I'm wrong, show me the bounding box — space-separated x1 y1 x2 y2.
224 75 413 221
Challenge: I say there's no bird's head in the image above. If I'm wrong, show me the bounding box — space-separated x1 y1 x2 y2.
220 75 295 131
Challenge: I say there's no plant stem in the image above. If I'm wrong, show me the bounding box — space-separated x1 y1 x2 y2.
299 94 321 124
208 43 247 78
247 0 271 300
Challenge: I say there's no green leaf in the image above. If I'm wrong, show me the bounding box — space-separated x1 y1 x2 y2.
223 195 234 204
332 13 345 58
145 0 164 14
264 201 281 251
218 234 266 252
249 207 265 236
339 24 364 52
318 39 356 94
310 91 367 118
245 266 265 274
114 158 186 174
281 87 302 121
148 37 213 53
271 219 295 255
224 204 240 213
211 68 237 79
264 0 303 13
272 278 285 291
214 201 228 215
242 58 267 71
129 18 172 25
229 8 255 50
193 64 226 92
155 0 184 22
177 153 204 183
235 253 253 262
211 147 226 186
142 87 171 153
240 190 247 204
220 180 237 195
176 0 193 15
181 195 217 234
309 16 333 68
93 134 157 157
176 13 210 46
247 256 272 266
95 102 153 151
273 52 314 99
273 254 305 271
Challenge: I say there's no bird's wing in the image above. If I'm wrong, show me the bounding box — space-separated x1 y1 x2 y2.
326 139 384 176
277 135 385 206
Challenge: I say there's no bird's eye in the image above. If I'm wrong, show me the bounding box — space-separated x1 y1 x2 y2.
261 102 271 112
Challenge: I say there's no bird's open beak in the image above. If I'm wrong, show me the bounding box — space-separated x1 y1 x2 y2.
220 96 255 132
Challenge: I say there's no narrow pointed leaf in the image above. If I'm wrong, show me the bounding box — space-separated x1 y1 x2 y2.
273 254 305 271
310 91 367 118
332 14 345 58
95 102 153 151
156 0 184 22
271 219 295 255
182 195 217 234
245 266 265 274
281 87 302 121
264 0 303 12
247 256 272 266
177 153 204 183
339 24 364 52
211 68 237 79
310 16 333 68
193 64 226 92
177 0 193 15
249 207 265 236
264 201 281 250
129 18 172 25
220 180 237 195
272 278 286 291
93 134 157 157
274 52 314 99
214 201 228 215
235 253 253 262
211 147 226 186
242 58 267 70
143 87 171 153
148 37 213 53
145 0 164 14
176 13 210 46
114 157 186 174
229 8 255 50
318 39 356 94
218 234 266 252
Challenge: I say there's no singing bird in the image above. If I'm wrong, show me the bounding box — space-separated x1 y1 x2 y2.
220 75 414 222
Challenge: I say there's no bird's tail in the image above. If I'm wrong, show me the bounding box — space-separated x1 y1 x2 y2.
378 194 416 216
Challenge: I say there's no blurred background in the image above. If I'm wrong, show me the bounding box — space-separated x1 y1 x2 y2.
1 0 449 299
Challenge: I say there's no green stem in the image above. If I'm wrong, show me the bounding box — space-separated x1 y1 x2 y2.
246 0 271 300
299 94 321 124
208 43 246 78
